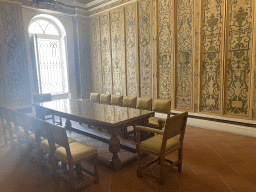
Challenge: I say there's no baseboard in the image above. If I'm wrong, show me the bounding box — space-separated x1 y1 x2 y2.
187 117 256 138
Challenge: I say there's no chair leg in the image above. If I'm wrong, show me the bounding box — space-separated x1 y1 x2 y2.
133 125 136 138
59 117 62 126
75 163 83 179
159 156 166 186
94 157 99 184
136 147 142 177
178 148 183 173
67 162 76 192
52 114 55 124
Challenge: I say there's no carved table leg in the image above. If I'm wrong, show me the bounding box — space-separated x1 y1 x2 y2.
109 134 121 171
65 119 72 130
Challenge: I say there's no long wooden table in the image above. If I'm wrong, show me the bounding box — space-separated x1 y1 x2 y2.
34 99 154 171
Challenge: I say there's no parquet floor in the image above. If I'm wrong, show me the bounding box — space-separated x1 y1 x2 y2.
0 119 256 192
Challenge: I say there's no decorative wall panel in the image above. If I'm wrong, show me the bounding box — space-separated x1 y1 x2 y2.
100 13 112 94
0 2 31 107
125 4 138 97
176 0 193 109
110 9 123 95
139 0 152 98
225 0 252 115
90 16 102 93
201 0 223 112
158 0 173 100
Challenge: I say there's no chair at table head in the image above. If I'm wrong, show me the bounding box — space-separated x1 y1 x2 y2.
33 93 52 103
100 94 111 105
122 96 137 108
136 112 188 185
90 93 100 103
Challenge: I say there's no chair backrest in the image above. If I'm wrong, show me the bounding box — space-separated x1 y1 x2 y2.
152 99 171 117
162 112 188 144
111 95 123 106
136 97 152 111
47 122 70 149
100 94 111 105
33 93 52 103
90 93 100 103
123 96 137 108
47 122 72 161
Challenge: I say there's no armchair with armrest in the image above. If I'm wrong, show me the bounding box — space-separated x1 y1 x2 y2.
136 112 188 185
147 99 171 130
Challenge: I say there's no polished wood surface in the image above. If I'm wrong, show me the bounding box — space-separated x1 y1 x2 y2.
36 99 154 127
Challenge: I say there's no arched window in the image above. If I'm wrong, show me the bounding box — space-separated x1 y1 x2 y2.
29 15 69 95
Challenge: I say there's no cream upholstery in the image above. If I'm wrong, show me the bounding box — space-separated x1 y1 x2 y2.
90 93 100 103
136 97 152 111
152 99 171 114
123 96 137 108
55 141 98 162
100 94 111 104
111 95 123 106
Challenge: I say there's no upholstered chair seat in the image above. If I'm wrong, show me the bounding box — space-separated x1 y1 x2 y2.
123 96 137 108
55 141 98 162
100 94 111 104
90 93 100 103
111 95 123 106
138 131 180 154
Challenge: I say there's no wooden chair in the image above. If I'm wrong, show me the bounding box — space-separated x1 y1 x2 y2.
111 95 123 106
33 93 62 125
46 122 99 191
122 96 137 108
100 94 111 105
136 112 188 185
136 97 152 111
90 93 100 103
147 99 171 130
124 97 152 139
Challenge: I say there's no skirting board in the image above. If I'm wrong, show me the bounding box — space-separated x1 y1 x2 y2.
187 118 256 138
155 111 256 138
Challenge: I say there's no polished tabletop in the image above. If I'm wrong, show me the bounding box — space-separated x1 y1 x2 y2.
36 99 154 127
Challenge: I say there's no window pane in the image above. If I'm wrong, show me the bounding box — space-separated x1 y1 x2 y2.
29 22 43 34
37 38 68 94
37 20 50 32
45 24 59 35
